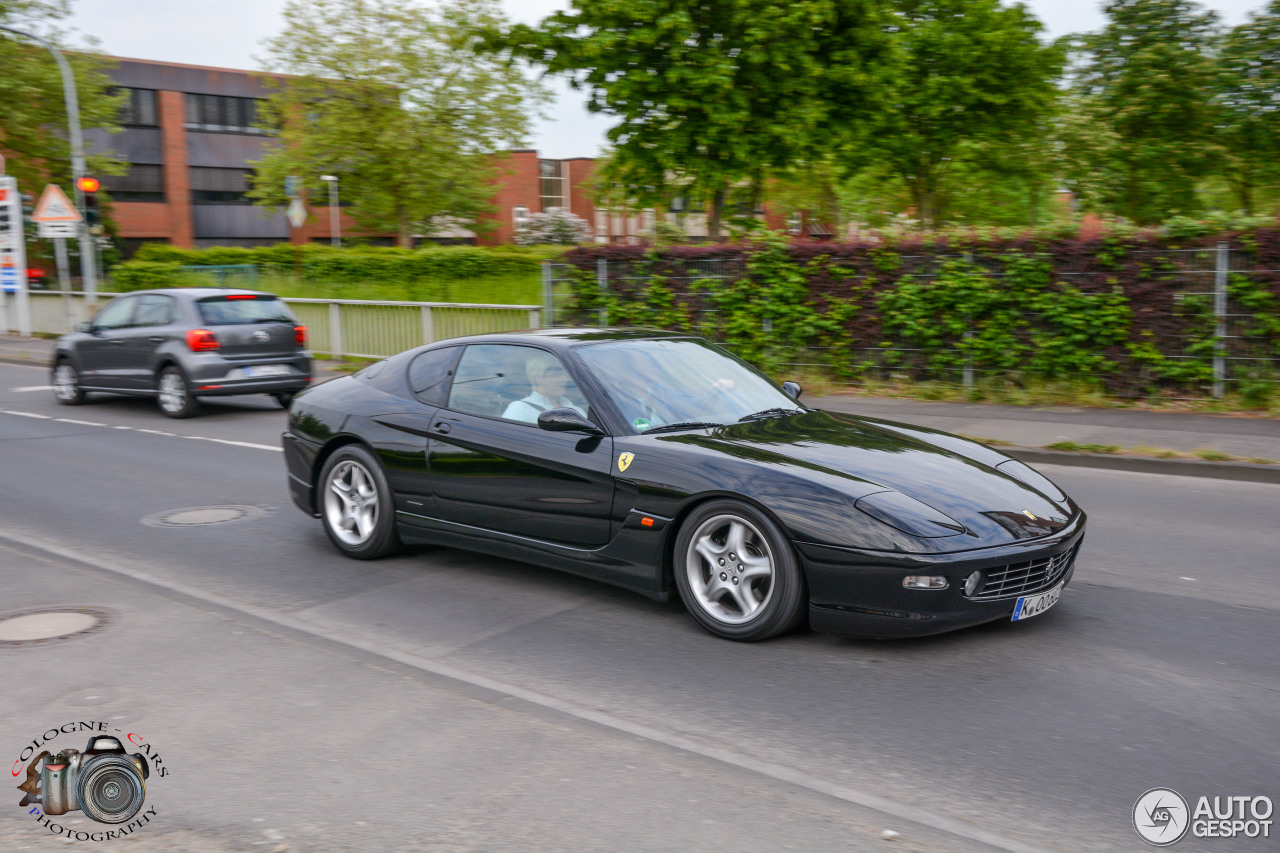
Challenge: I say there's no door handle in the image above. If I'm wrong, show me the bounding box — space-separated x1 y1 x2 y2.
433 422 452 434
148 336 165 343
109 339 125 345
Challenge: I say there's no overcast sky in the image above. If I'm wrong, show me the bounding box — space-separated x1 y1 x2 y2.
62 0 1269 160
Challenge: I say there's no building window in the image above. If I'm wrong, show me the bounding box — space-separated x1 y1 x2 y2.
116 88 159 127
184 94 267 134
788 212 802 235
190 167 253 204
669 194 687 213
513 205 530 227
103 164 165 202
539 160 564 212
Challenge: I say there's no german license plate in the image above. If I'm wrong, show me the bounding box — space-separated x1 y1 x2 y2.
1011 582 1063 621
243 365 290 378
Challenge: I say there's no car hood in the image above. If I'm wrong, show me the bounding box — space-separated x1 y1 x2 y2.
675 410 1072 545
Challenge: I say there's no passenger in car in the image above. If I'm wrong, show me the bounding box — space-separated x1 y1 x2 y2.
502 352 586 423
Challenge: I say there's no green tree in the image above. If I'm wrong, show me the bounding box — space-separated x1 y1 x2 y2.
500 0 890 240
0 1 123 205
1073 0 1221 223
1213 1 1280 215
846 0 1064 229
250 0 547 248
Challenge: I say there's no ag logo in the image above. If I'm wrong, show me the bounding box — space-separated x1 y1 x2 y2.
1134 788 1190 846
617 452 634 473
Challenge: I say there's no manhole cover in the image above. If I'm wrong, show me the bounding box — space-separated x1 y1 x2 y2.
142 505 270 528
0 607 113 646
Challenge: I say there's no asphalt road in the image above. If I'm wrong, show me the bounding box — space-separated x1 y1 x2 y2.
1 360 1277 852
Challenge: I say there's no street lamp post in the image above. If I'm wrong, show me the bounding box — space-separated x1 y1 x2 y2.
0 25 99 306
320 175 340 247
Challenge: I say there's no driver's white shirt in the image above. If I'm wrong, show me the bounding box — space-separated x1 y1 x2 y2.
502 391 585 423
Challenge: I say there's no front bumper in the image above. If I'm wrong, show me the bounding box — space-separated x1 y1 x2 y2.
798 512 1086 639
282 430 322 517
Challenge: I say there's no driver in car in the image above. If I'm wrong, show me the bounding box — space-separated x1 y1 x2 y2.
503 352 587 423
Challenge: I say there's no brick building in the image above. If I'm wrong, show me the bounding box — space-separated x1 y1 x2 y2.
94 56 800 253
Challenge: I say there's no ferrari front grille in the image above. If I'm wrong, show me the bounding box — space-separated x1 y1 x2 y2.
970 548 1075 601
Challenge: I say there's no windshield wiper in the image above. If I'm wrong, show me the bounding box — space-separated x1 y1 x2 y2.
644 421 724 434
738 407 804 422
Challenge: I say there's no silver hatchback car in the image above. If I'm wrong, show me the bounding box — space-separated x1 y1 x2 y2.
52 288 312 418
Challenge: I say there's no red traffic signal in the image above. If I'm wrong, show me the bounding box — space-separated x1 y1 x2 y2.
76 176 100 193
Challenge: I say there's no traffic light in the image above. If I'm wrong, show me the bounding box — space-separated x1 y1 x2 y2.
77 176 102 233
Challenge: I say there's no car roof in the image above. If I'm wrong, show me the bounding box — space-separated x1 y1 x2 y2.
434 327 694 351
109 287 278 300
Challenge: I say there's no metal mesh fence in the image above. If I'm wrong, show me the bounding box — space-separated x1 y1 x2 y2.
544 244 1280 398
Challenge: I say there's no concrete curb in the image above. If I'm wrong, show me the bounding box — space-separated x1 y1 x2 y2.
1006 446 1280 485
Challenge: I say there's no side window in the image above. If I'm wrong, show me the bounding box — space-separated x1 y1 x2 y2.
408 346 461 406
91 297 137 330
132 295 177 327
447 345 587 424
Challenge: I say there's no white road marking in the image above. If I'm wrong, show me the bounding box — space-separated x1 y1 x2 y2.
0 408 282 452
11 385 52 392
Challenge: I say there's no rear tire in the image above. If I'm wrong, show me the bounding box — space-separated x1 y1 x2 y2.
157 366 199 419
271 391 295 409
673 499 807 641
52 360 86 406
318 444 401 559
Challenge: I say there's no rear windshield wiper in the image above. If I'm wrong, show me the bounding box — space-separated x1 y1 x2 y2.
738 407 803 422
643 421 724 434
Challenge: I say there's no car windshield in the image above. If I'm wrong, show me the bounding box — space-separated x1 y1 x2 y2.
575 338 801 433
197 295 295 326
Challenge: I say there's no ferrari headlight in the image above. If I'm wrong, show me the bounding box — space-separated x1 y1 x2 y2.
854 491 965 538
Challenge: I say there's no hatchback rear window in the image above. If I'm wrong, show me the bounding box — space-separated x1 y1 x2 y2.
197 295 296 326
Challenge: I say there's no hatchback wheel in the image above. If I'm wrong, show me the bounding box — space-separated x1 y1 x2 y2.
157 366 199 418
271 391 295 409
319 445 401 559
673 500 807 641
52 361 86 406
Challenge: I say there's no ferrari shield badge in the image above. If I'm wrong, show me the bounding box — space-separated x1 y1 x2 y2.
617 452 634 472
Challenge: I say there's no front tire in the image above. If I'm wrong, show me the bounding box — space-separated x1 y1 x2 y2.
318 445 401 559
673 499 807 641
157 366 199 419
52 360 86 405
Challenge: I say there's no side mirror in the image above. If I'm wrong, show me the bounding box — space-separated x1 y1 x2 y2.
781 381 802 400
75 321 95 333
538 407 605 435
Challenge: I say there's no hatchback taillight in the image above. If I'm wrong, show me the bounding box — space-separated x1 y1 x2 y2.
186 328 220 352
294 325 307 347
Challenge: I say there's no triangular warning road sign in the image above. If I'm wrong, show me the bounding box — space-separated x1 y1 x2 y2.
33 184 82 223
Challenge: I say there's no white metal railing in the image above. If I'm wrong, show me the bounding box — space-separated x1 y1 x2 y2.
7 291 542 358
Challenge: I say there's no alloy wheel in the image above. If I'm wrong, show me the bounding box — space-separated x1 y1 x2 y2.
684 514 776 625
324 459 380 546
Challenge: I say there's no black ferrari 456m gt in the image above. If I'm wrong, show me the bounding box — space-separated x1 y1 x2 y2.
283 329 1085 642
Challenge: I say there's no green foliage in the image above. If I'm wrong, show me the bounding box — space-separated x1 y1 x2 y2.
109 261 192 292
1070 0 1221 223
499 0 891 238
250 0 548 247
111 244 559 303
1214 1 1280 215
838 0 1064 228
